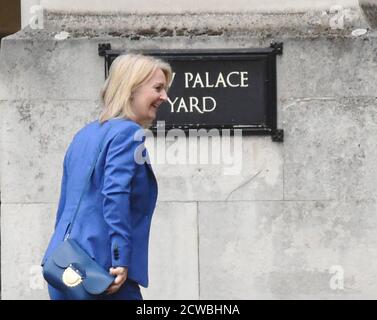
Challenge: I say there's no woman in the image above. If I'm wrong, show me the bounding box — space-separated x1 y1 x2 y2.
41 54 172 300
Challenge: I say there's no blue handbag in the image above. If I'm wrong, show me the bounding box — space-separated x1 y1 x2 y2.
42 125 114 300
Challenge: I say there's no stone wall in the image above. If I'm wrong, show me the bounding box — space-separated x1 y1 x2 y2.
38 0 359 13
1 4 377 299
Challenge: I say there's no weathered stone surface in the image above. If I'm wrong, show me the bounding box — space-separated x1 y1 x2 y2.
40 0 359 14
364 98 377 198
199 200 377 299
38 7 367 39
0 102 4 186
278 37 377 100
1 203 55 300
0 99 100 203
0 45 7 100
0 38 104 100
142 202 199 300
146 135 283 201
283 97 377 201
359 0 377 28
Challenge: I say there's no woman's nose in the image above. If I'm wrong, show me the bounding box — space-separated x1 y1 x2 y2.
160 89 168 101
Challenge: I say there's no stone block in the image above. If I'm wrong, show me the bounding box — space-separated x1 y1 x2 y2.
40 0 359 14
142 201 199 300
1 203 56 300
0 38 104 100
283 97 377 201
278 37 377 100
198 200 377 299
146 135 283 201
0 99 100 203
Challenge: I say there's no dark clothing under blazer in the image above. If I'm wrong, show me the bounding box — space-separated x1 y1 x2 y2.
42 118 157 288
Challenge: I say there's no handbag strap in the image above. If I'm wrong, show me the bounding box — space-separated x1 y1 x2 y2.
64 123 112 240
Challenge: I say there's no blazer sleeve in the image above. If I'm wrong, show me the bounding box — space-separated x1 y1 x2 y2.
54 150 69 230
101 126 143 267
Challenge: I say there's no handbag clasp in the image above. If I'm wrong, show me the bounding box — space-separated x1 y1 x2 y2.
62 264 83 287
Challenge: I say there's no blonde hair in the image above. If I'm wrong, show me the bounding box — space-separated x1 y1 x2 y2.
99 53 173 124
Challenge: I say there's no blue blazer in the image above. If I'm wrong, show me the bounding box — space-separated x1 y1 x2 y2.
42 118 157 288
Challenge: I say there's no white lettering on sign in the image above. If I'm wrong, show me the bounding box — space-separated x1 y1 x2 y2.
168 70 249 114
184 71 249 88
168 96 217 113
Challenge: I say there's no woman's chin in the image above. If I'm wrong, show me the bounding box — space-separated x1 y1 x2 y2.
142 117 155 127
149 113 157 122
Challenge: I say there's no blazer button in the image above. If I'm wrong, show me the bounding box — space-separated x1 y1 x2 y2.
113 247 120 260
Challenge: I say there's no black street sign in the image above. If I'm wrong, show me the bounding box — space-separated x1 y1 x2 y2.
99 43 284 141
